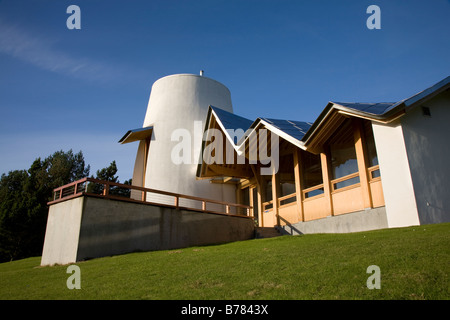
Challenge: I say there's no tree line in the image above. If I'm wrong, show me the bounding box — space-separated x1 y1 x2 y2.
0 149 130 262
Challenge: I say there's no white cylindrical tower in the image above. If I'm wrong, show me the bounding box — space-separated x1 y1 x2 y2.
132 73 236 208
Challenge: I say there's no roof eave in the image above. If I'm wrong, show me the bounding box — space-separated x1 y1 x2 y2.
118 126 153 144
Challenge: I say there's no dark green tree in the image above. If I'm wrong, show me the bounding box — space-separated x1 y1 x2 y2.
89 161 131 197
0 150 90 262
0 170 31 261
0 150 132 262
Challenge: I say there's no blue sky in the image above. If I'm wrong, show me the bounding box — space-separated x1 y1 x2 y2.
0 0 449 181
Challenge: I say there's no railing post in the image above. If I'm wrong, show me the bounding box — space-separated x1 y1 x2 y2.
175 196 179 209
202 201 206 211
226 205 230 214
103 182 109 196
320 150 334 217
271 167 280 226
293 148 305 222
248 186 254 217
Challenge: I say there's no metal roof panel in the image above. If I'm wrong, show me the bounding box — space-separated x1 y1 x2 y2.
331 102 395 115
118 126 153 144
260 118 312 140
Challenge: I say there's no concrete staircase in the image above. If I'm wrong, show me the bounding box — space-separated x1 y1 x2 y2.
255 227 282 239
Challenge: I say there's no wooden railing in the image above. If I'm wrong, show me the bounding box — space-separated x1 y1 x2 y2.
48 177 253 218
262 192 297 212
331 172 360 192
302 184 324 200
368 165 381 181
278 192 296 207
262 199 273 212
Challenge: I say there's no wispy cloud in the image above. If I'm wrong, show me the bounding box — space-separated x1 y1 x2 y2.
0 19 125 84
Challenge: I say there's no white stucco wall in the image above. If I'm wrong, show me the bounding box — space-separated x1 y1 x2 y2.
134 74 236 208
401 89 450 224
372 120 420 228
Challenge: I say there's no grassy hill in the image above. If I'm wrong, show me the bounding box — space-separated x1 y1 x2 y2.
0 223 449 300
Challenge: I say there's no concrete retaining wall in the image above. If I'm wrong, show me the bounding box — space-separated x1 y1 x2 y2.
278 207 388 235
41 196 255 266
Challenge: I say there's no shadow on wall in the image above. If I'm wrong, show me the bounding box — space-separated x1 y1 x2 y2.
70 196 255 262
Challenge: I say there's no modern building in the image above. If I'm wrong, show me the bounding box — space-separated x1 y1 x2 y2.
41 74 450 265
121 74 449 234
195 75 450 234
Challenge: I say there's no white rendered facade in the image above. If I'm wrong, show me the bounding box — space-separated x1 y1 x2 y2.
372 87 450 228
372 120 421 228
400 89 450 225
129 74 237 208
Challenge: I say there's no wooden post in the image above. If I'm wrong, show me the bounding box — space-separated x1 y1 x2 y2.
257 180 264 226
103 182 109 196
249 186 254 217
271 167 280 226
293 148 304 222
320 150 334 217
353 119 373 209
251 164 264 227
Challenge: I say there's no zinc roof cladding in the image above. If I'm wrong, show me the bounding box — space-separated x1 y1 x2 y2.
302 76 450 144
208 75 450 148
210 106 312 146
331 76 450 117
210 106 254 133
210 106 255 144
391 75 450 110
118 126 153 144
260 118 312 141
330 102 396 116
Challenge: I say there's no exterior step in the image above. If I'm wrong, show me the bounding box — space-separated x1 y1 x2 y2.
255 227 282 239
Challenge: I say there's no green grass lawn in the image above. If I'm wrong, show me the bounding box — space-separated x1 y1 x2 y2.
0 223 449 300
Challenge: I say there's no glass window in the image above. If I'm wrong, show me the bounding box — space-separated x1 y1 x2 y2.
329 119 360 189
280 182 296 205
301 151 324 198
265 180 272 202
330 144 359 178
279 153 296 205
